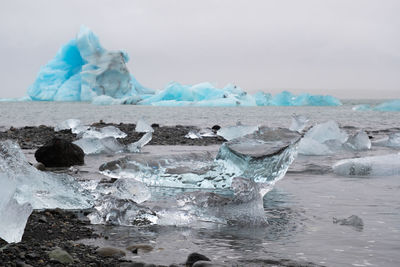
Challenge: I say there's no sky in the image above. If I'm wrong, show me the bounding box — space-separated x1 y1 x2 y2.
0 0 399 99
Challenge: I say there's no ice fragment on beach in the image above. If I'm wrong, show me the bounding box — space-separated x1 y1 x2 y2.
333 153 400 176
217 125 259 141
297 138 332 156
0 140 93 210
81 126 127 139
0 174 33 243
373 133 400 148
73 137 124 154
126 132 153 153
344 130 371 151
54 119 88 134
88 195 157 226
289 114 309 133
135 119 154 133
185 131 202 139
97 178 151 204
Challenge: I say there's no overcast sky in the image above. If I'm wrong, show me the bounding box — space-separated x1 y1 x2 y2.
0 0 399 99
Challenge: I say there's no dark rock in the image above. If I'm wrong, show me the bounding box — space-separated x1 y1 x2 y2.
35 137 84 167
96 247 126 258
151 123 160 128
211 125 221 133
34 162 46 171
186 252 211 267
193 261 219 267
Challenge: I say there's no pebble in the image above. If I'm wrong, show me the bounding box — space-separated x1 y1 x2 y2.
96 247 126 258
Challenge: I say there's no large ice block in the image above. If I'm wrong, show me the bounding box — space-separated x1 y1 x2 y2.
0 140 93 209
100 127 301 189
96 178 151 204
344 130 371 151
333 153 400 176
0 174 33 243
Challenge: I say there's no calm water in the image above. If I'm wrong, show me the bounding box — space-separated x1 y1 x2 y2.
4 101 400 266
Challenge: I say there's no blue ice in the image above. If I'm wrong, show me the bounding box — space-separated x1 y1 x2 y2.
24 26 343 107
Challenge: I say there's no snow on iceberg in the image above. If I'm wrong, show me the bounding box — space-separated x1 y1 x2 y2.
333 153 400 176
28 25 152 102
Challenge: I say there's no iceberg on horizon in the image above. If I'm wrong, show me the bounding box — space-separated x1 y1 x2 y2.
22 26 343 107
352 100 400 112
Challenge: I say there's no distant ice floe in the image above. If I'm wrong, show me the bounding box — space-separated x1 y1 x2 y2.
5 26 342 107
353 99 400 112
333 153 400 177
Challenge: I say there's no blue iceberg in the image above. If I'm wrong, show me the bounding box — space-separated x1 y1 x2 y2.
373 99 400 111
25 26 342 107
28 26 152 102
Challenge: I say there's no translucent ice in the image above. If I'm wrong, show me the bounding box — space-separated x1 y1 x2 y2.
298 120 348 155
185 131 202 139
333 153 400 176
0 174 32 243
289 114 309 133
81 126 127 139
135 119 154 133
0 140 92 209
88 195 157 226
54 119 88 134
217 125 259 141
263 91 342 106
96 178 151 204
126 132 153 153
73 137 124 154
344 130 371 151
373 133 400 148
101 128 301 189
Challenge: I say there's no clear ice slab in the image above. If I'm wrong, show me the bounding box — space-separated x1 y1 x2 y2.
373 132 400 148
217 124 259 141
0 140 93 210
344 130 371 151
333 153 400 176
73 137 125 155
100 128 301 189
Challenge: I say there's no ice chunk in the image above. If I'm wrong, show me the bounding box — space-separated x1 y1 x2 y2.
216 127 301 184
102 128 300 189
96 178 151 204
135 119 154 133
126 132 153 153
305 120 347 144
73 137 124 154
217 125 259 141
298 137 332 155
87 195 157 226
289 114 309 133
333 215 364 230
28 26 151 102
0 174 33 243
373 133 400 148
81 126 127 139
185 131 202 139
0 140 92 209
333 153 400 176
373 99 400 111
344 130 371 150
54 119 88 134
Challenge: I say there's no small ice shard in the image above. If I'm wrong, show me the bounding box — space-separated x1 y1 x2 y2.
81 126 127 139
217 127 302 184
135 119 154 133
185 131 202 139
298 120 348 155
73 137 124 154
54 119 85 133
126 132 152 153
333 153 400 176
289 114 309 133
305 120 348 144
87 195 157 226
0 140 92 210
333 215 364 230
298 138 332 156
344 130 371 151
0 174 33 243
97 178 151 204
217 125 259 141
373 133 400 148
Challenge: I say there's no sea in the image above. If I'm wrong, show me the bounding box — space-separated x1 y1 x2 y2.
1 99 399 266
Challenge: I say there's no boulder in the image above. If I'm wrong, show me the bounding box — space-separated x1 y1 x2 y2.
35 137 84 167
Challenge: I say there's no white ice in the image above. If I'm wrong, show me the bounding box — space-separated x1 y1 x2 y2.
217 125 259 141
344 130 371 151
73 137 124 154
135 119 154 133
